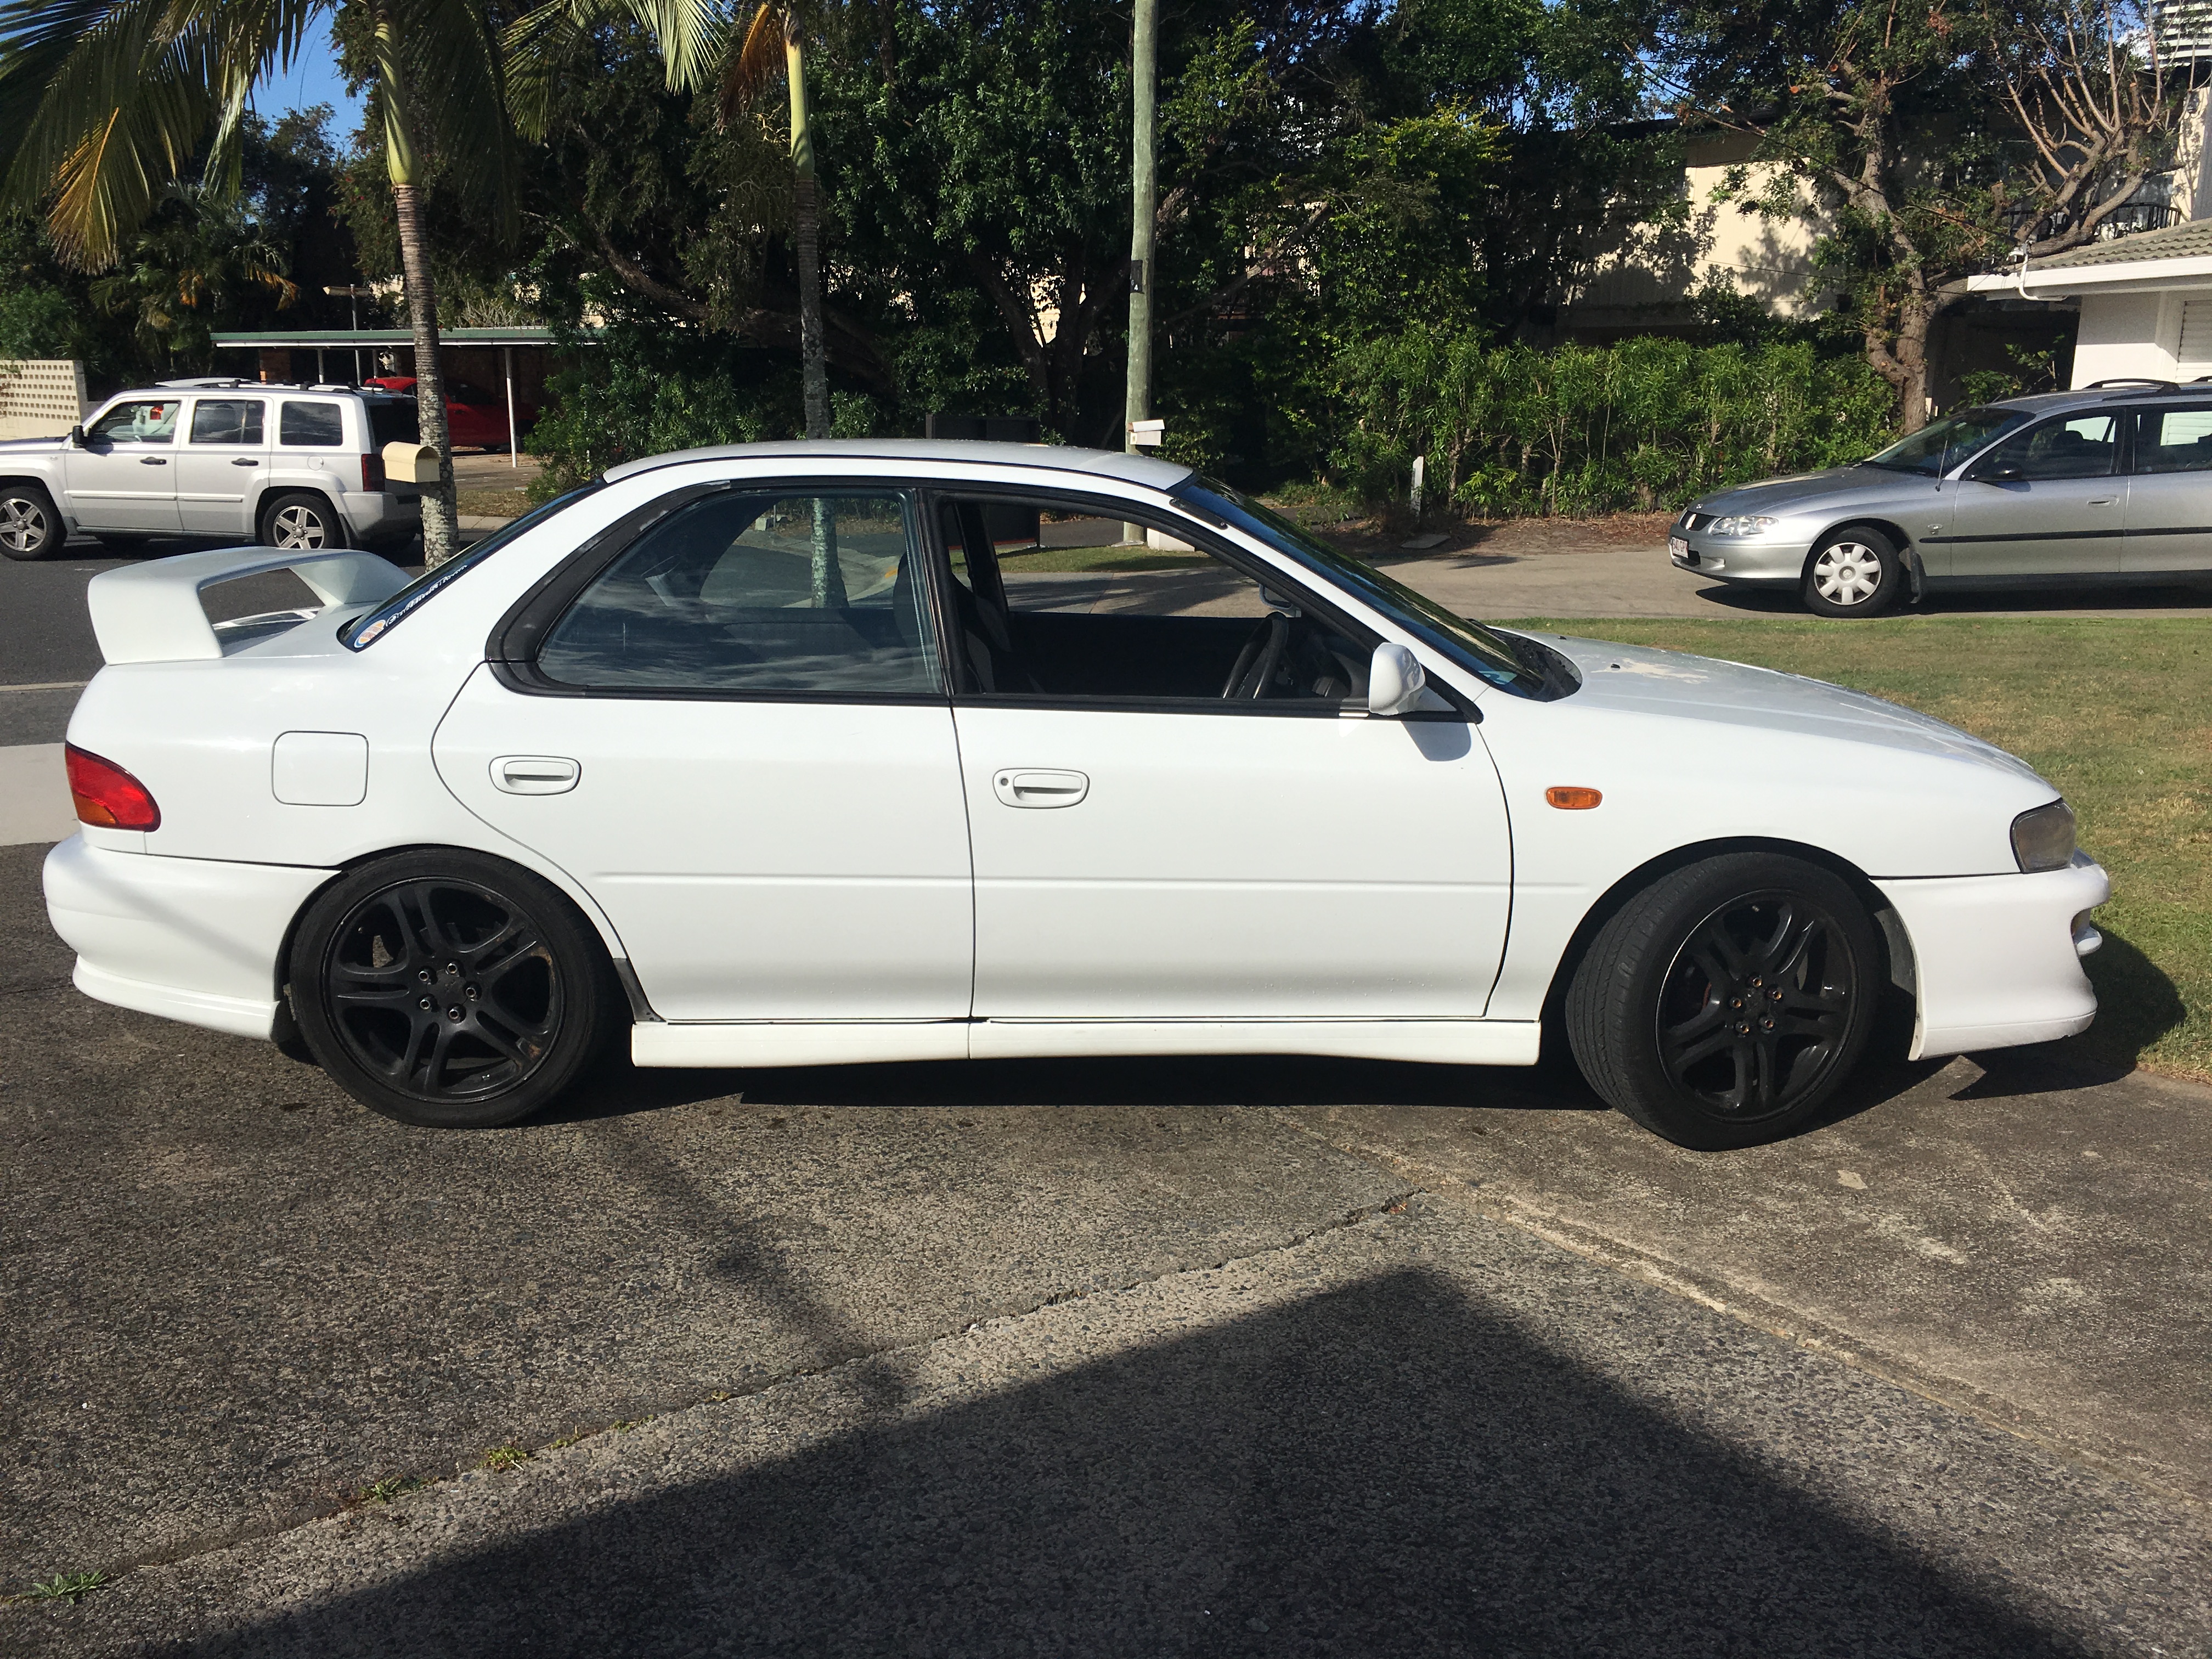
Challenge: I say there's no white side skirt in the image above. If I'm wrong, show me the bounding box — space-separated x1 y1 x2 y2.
632 1019 1542 1070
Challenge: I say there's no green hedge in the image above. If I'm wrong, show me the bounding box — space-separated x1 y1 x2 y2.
1330 332 1899 517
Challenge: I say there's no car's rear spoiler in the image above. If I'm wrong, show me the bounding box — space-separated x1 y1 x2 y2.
87 547 410 665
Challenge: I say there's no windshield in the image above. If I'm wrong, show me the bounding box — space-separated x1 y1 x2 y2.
1171 477 1559 698
1861 407 2029 476
341 484 604 650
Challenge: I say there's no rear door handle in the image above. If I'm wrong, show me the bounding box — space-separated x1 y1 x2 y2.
993 769 1088 808
492 755 580 794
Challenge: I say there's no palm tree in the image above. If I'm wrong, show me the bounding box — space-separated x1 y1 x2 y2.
0 0 516 563
91 181 299 371
509 0 832 439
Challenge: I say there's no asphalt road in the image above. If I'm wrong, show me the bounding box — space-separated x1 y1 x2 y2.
4 835 2210 1655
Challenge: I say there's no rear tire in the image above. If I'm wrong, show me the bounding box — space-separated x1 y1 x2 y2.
1566 853 1881 1149
1801 528 1901 617
259 489 347 551
0 482 63 560
289 850 619 1129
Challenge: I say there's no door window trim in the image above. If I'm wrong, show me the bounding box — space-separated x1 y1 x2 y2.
488 479 958 706
915 480 1474 720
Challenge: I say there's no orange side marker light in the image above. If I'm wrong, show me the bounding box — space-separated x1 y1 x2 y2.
1545 786 1602 810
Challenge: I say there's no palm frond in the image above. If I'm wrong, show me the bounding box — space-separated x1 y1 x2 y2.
385 0 520 242
718 1 784 127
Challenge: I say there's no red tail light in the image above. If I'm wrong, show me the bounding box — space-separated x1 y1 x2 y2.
65 744 161 831
361 452 387 492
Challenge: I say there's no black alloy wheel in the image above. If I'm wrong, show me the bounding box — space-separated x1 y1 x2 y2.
290 851 617 1128
1566 853 1881 1149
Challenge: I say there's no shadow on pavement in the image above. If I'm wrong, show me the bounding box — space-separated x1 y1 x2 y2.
1694 580 2212 617
173 1268 2086 1658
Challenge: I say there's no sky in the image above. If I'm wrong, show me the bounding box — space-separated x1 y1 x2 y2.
254 27 366 138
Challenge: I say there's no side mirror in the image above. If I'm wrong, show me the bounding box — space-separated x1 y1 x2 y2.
67 424 85 448
1968 464 2023 483
1367 642 1427 717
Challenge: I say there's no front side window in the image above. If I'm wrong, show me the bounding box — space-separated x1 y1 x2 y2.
1863 406 2029 475
1977 413 2120 481
88 399 179 443
2132 406 2212 473
280 401 345 447
537 491 939 695
188 399 265 445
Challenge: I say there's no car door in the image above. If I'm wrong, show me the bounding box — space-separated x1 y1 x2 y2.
1946 410 2123 579
934 492 1515 1022
432 484 974 1023
62 397 184 532
2120 403 2212 574
175 397 269 535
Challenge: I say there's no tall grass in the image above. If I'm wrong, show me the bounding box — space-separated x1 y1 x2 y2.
1331 331 1899 517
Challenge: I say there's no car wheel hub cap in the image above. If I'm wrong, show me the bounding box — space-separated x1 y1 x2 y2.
1 499 46 551
275 507 325 548
1814 544 1882 603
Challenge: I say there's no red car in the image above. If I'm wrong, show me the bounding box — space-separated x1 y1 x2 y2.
366 376 538 451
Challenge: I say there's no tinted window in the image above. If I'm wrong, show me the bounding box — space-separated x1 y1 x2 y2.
537 492 939 695
280 400 345 447
2133 407 2212 474
1978 413 2119 481
367 400 420 448
1863 406 2029 475
88 399 178 443
188 399 264 445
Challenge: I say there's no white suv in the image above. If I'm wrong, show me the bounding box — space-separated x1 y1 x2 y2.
0 379 423 561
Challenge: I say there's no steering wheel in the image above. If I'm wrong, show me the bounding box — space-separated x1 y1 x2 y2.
1221 611 1290 699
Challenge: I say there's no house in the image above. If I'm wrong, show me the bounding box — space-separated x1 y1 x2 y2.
1965 218 2212 387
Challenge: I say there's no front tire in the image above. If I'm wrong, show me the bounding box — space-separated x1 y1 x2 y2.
289 851 618 1128
260 489 347 551
0 483 63 560
1566 853 1881 1149
1801 528 1901 617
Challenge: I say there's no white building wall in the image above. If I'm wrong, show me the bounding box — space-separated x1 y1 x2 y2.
2069 292 2175 386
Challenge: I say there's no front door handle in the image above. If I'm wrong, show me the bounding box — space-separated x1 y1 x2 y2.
2087 496 2118 506
139 456 168 465
491 755 580 795
992 769 1088 808
232 457 261 467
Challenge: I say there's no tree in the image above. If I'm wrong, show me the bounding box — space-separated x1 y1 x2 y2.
0 0 519 561
1658 0 2185 429
89 180 297 371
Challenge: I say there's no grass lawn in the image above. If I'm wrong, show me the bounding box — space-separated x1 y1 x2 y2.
1497 615 2211 1083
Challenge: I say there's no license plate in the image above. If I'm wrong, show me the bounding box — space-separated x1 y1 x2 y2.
1668 535 1690 560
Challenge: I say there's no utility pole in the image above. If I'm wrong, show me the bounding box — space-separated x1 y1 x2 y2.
1121 0 1158 546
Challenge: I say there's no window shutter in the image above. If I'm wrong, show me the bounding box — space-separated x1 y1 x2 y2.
2181 298 2212 366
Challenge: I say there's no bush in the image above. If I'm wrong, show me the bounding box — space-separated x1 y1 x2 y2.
1329 331 1898 517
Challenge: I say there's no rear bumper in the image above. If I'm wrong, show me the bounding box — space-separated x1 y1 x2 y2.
342 489 420 543
1876 857 2110 1060
42 836 333 1041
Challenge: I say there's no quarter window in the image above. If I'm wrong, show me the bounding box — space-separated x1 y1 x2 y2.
2132 407 2212 474
188 400 265 445
537 491 940 695
1979 413 2119 481
280 401 345 447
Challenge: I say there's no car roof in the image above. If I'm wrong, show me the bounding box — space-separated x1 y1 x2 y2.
1984 381 2212 417
602 438 1196 490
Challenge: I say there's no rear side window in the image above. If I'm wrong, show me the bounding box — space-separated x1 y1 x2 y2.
2134 407 2212 474
189 400 264 444
368 400 420 448
536 491 940 695
281 401 345 447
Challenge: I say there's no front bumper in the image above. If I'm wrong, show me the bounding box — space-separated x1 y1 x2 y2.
1876 856 2110 1060
1668 529 1814 585
43 836 334 1041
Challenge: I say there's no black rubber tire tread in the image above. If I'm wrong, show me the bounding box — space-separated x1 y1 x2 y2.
258 488 348 550
1565 851 1881 1150
289 849 619 1129
0 481 64 561
1799 526 1902 619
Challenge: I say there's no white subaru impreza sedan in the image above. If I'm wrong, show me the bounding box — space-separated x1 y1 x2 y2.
43 441 2108 1148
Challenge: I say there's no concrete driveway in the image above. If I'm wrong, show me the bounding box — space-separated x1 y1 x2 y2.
4 831 2210 1654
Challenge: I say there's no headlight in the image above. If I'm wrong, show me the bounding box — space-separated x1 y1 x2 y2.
2011 800 2076 872
1708 515 1779 537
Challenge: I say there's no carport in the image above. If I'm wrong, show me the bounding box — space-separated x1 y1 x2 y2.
208 328 582 467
